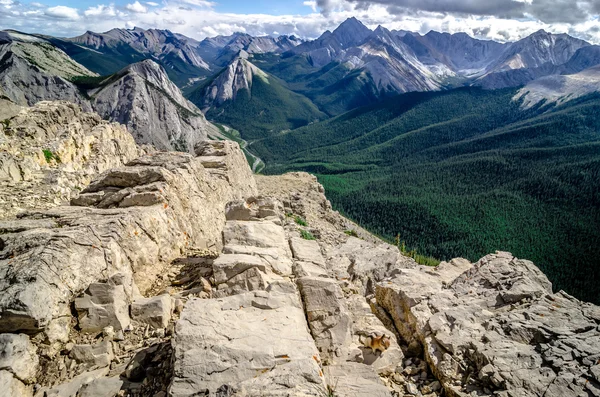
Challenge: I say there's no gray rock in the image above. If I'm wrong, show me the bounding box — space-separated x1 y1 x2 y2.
322 363 391 397
405 382 418 395
70 341 114 368
170 292 326 396
297 276 353 364
75 283 131 333
0 369 32 397
0 142 256 333
130 295 173 329
0 101 141 220
36 368 109 397
376 252 600 397
290 237 326 267
223 220 292 276
77 376 123 397
0 334 38 383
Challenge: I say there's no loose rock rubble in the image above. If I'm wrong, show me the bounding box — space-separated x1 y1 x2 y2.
0 107 598 397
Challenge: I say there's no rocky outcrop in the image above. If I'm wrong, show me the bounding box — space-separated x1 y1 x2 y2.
0 101 141 219
0 140 255 335
376 252 600 397
514 64 600 109
90 60 219 152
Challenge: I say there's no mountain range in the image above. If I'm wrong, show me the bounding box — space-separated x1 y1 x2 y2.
3 18 600 140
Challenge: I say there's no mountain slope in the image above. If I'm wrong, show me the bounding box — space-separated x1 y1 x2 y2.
64 27 212 86
289 17 373 67
476 30 591 88
188 56 325 140
515 65 600 108
89 59 217 152
258 22 443 115
0 31 94 107
253 87 600 304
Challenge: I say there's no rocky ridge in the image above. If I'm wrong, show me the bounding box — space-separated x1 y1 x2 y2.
514 64 600 109
0 114 598 397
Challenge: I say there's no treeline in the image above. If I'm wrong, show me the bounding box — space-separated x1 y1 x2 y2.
258 87 600 304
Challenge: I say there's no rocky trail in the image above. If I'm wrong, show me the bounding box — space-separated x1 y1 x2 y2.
0 102 599 397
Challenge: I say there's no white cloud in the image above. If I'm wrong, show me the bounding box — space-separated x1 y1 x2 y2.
304 1 318 12
125 1 147 13
84 5 117 17
44 5 80 19
146 2 159 6
0 0 598 46
178 0 214 7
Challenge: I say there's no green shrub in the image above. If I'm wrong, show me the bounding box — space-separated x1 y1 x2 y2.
344 229 358 237
300 229 316 240
294 216 308 226
42 149 61 163
0 119 9 129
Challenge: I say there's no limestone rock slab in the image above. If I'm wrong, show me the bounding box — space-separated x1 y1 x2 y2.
170 291 326 396
297 277 353 364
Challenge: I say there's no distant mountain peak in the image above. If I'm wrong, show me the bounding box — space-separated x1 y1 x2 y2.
331 17 372 48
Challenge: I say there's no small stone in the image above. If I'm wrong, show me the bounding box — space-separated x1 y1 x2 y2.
429 380 441 391
173 299 185 314
103 326 115 340
131 295 173 329
405 382 418 395
392 373 406 384
70 341 114 368
114 331 125 342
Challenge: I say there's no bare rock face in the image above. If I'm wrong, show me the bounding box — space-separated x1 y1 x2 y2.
0 140 256 334
170 291 326 396
91 60 218 153
376 252 600 397
0 101 142 219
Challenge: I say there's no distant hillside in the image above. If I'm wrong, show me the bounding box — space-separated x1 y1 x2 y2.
188 56 326 140
254 87 600 304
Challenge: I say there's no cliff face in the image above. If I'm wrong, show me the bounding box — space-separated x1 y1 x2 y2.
0 108 598 397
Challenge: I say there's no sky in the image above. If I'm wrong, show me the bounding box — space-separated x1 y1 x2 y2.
1 0 599 44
